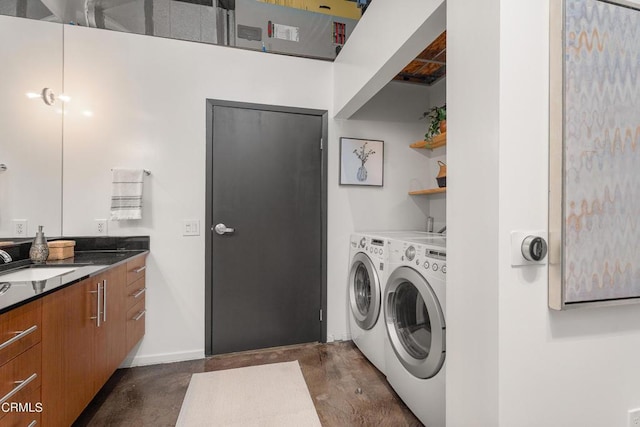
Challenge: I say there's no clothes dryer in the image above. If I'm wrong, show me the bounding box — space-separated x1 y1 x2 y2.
384 236 446 427
348 231 435 374
348 232 391 374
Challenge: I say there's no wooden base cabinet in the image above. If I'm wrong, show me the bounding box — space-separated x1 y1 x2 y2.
39 254 147 426
125 256 147 355
0 301 42 427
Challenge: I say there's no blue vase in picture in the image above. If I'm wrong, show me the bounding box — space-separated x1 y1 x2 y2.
357 164 368 181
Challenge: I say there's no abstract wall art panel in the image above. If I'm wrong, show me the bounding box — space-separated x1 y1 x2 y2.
549 0 640 309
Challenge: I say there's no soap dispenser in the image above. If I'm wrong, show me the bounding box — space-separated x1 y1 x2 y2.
29 225 49 263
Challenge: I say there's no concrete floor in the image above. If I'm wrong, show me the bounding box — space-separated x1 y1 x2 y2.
73 341 423 426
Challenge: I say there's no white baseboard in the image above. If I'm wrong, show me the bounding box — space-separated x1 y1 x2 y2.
120 349 205 368
327 332 351 342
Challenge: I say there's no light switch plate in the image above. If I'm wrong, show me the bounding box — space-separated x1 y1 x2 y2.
183 220 200 236
511 230 547 267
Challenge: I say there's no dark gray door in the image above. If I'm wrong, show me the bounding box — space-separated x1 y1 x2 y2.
205 101 326 355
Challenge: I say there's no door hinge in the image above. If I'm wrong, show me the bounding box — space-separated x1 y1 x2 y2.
319 309 323 322
320 138 323 150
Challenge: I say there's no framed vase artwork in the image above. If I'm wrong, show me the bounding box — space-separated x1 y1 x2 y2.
548 0 640 309
339 138 384 187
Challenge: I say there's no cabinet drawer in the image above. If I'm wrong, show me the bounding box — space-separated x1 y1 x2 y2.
126 277 146 311
0 300 41 366
126 256 147 285
0 386 41 425
0 343 41 414
126 299 146 352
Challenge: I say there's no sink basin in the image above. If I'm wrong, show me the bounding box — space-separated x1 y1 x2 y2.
0 266 77 282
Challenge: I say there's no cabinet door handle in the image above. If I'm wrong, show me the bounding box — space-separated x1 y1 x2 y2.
0 373 37 404
89 282 102 327
0 325 38 351
28 421 37 427
133 310 146 321
103 279 107 323
133 266 146 274
132 288 146 298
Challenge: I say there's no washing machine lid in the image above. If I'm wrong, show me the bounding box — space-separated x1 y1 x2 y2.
349 252 381 330
385 266 445 379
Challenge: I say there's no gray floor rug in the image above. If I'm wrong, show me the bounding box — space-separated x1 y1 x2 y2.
176 360 322 426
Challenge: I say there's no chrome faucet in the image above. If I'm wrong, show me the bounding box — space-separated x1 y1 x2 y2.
0 250 12 264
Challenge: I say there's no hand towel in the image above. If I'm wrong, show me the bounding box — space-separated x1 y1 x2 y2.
110 168 144 220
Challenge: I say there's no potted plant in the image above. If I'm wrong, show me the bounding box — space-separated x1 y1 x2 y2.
422 104 446 141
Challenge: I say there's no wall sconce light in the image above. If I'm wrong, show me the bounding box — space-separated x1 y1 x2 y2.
25 88 71 106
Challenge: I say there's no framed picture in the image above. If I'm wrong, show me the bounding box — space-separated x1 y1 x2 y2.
339 138 384 186
549 0 640 310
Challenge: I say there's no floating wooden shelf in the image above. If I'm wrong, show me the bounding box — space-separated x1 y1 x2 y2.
409 187 447 196
410 132 447 149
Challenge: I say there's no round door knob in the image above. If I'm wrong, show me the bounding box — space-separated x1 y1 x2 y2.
214 223 235 235
521 235 547 261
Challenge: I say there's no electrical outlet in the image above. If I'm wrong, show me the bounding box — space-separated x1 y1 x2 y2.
95 219 107 235
629 408 640 427
12 219 28 237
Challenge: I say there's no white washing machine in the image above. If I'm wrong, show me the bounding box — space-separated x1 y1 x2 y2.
348 231 437 374
384 235 447 427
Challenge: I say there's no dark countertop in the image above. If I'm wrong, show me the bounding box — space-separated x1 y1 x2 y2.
0 250 148 314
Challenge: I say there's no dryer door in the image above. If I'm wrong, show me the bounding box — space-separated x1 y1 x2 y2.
349 252 381 330
385 266 445 379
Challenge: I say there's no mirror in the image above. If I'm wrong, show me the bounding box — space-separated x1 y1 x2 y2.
0 15 63 239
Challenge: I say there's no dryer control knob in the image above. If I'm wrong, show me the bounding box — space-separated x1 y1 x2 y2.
360 237 366 248
424 261 430 269
442 265 447 274
405 246 416 261
432 263 439 271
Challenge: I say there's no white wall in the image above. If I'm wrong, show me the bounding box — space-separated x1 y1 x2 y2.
446 0 500 425
62 26 334 364
61 25 434 362
497 1 640 426
448 1 640 426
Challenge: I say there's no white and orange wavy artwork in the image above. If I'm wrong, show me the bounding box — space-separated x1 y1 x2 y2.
564 0 640 303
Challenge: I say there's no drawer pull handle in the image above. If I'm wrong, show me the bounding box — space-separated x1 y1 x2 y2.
28 421 37 427
0 373 37 404
132 288 146 298
0 325 38 351
89 282 102 327
133 310 146 321
133 266 146 274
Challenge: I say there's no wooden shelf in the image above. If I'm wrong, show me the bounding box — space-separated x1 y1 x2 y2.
410 132 446 149
408 187 446 196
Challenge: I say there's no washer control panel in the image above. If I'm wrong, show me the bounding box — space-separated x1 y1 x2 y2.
351 235 387 265
395 241 447 279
